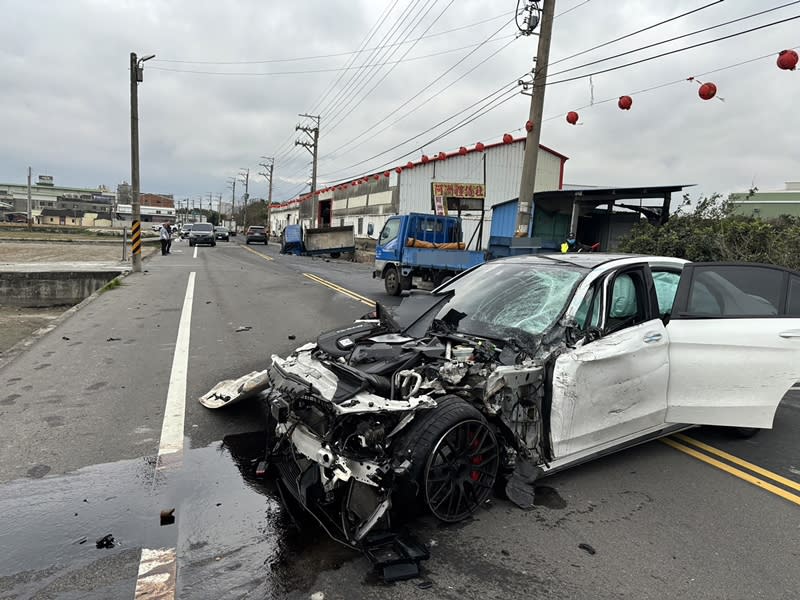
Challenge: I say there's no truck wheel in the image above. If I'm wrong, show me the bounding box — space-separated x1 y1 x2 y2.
434 272 453 287
384 266 402 296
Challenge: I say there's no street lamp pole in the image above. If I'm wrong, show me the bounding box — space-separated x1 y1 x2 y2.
130 51 155 272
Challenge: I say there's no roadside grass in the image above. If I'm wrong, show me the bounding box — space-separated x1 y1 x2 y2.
99 278 123 294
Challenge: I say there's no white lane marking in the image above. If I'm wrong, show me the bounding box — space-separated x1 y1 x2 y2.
193 245 198 259
133 273 195 599
134 548 177 599
157 271 195 458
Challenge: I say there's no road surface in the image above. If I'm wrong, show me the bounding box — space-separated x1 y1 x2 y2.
1 237 798 599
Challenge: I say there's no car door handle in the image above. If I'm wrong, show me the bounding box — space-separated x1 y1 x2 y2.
779 330 800 339
643 332 663 344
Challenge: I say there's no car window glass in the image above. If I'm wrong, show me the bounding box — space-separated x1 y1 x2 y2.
574 285 600 330
687 266 782 316
788 275 800 316
605 272 647 333
652 271 680 316
380 219 400 245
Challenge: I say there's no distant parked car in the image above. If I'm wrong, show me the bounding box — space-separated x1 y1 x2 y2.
180 224 193 239
189 223 216 247
215 226 230 241
245 226 267 245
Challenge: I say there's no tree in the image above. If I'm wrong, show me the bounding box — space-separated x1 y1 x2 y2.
618 192 800 270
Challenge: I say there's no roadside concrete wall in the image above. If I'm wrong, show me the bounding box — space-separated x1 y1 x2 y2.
0 271 121 307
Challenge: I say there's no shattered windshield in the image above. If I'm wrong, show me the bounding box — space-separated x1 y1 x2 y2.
432 262 585 338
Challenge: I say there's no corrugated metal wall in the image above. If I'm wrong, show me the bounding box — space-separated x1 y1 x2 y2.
398 143 562 248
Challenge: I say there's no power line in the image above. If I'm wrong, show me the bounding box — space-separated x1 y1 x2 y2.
316 0 430 124
324 0 458 136
550 0 725 66
324 0 449 132
547 12 800 86
548 0 800 78
555 0 593 18
318 15 516 163
147 37 516 76
319 76 521 177
542 43 800 122
269 1 401 165
152 10 515 65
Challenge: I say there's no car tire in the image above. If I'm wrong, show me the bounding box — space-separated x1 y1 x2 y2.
212 242 216 247
189 241 195 247
392 396 499 523
730 427 760 439
246 240 250 245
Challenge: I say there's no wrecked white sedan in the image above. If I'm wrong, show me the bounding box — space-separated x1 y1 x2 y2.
202 254 800 548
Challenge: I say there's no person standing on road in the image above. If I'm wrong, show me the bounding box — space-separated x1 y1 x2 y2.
160 222 171 255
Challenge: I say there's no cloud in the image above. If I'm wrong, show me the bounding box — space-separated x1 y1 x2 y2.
0 0 796 203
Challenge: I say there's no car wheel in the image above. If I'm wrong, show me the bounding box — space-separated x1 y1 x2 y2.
189 241 195 247
393 396 499 523
246 240 250 245
434 272 453 287
212 242 216 247
731 427 760 439
384 266 402 296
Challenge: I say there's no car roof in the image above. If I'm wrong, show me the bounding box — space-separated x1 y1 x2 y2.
494 253 688 271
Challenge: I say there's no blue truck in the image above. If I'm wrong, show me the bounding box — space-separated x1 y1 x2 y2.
373 213 486 296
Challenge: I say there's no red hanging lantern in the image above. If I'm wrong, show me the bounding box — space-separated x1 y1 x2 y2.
384 171 390 177
566 111 579 125
525 120 534 132
395 166 403 174
459 146 468 155
777 49 798 71
406 161 414 169
475 142 485 152
698 82 716 100
373 174 380 181
421 154 430 163
618 95 633 110
437 151 447 161
351 182 357 187
502 133 513 144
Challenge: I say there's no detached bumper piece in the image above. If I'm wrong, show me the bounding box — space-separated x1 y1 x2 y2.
362 530 430 582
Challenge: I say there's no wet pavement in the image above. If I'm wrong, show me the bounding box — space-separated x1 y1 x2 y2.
2 240 799 599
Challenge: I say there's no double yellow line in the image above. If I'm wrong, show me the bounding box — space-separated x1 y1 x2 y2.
662 433 800 506
241 245 274 260
303 272 375 307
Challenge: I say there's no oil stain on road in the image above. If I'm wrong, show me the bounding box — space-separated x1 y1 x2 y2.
0 431 358 599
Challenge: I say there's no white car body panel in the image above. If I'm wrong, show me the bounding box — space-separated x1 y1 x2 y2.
666 318 800 428
551 319 669 459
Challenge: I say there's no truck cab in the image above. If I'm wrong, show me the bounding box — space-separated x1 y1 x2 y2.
374 213 485 295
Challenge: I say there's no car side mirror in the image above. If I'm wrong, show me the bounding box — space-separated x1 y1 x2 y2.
367 223 374 237
566 325 602 347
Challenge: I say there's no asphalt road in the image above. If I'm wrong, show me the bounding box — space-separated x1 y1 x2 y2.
0 237 798 599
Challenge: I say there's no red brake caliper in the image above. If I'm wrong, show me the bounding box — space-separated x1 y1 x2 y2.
470 431 483 481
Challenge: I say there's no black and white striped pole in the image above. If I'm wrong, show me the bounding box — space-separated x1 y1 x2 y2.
130 51 155 272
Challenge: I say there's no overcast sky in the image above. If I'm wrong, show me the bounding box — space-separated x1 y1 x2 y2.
1 0 798 205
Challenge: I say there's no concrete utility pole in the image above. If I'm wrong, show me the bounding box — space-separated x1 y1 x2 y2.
26 167 32 231
239 168 250 229
259 156 274 234
129 51 155 272
227 177 236 231
295 114 320 226
514 0 555 238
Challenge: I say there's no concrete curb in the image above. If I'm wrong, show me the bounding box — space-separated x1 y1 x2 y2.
0 252 157 372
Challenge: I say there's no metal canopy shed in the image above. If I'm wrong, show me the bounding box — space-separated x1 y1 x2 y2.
490 184 693 255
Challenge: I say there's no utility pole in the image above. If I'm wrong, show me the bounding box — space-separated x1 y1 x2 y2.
514 0 555 238
129 51 156 272
227 177 236 231
26 167 32 231
239 168 250 229
259 156 274 235
295 114 320 226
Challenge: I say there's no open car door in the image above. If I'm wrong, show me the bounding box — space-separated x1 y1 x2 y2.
666 263 800 428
